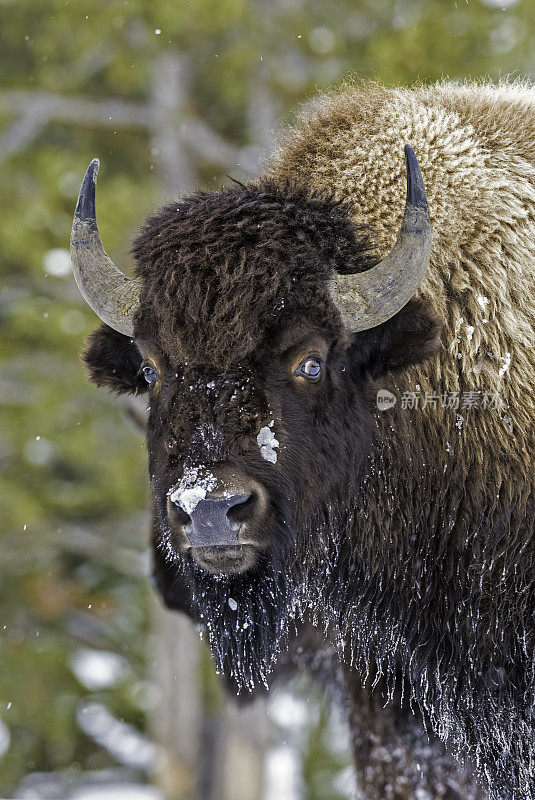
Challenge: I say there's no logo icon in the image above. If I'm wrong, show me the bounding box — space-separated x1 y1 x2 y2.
376 389 397 411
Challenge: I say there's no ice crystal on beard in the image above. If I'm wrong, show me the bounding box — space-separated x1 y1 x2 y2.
160 502 342 696
194 567 297 692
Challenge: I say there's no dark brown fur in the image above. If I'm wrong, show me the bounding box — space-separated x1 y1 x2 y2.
130 184 372 368
81 82 535 800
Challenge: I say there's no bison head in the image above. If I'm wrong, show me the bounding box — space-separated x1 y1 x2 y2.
72 149 441 687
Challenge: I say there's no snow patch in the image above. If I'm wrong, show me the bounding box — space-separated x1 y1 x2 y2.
498 352 511 377
168 467 218 514
257 422 279 463
0 718 10 759
76 701 157 770
70 648 129 691
43 247 71 277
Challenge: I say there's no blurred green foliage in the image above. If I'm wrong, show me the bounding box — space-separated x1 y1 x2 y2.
1 0 535 796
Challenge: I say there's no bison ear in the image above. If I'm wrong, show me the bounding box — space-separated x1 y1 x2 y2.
349 298 443 380
82 323 147 395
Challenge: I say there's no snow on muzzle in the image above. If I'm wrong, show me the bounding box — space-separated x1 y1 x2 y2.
166 466 267 550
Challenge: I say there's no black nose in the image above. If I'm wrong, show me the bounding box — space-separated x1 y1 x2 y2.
171 493 254 548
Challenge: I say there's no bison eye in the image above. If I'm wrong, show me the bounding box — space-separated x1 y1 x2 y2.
142 364 158 385
296 356 322 382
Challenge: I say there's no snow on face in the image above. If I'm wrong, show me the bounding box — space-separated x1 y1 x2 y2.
168 424 279 517
168 467 218 514
257 421 279 463
498 352 511 377
465 324 475 342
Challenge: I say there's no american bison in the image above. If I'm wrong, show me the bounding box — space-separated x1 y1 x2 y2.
71 81 534 800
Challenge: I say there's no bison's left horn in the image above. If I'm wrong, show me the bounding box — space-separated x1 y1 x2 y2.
70 159 140 337
329 145 431 333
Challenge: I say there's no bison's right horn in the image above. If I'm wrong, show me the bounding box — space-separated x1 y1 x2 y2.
329 145 431 333
70 159 140 337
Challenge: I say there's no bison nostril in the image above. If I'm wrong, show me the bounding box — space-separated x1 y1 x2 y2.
226 492 255 524
169 502 192 527
167 487 260 551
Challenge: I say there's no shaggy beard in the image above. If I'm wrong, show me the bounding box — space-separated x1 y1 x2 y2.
183 498 349 694
155 508 305 693
154 475 347 693
188 551 300 693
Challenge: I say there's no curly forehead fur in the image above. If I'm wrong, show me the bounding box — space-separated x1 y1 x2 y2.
131 183 371 368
